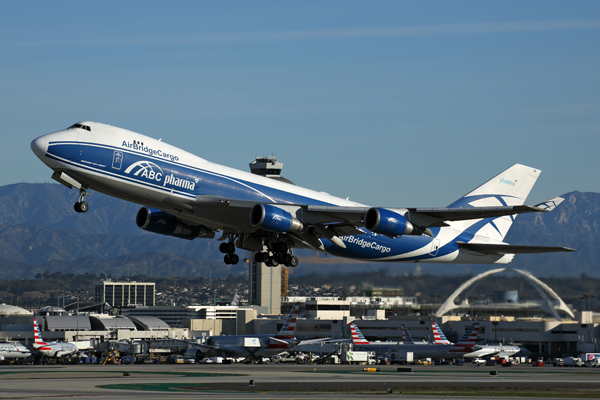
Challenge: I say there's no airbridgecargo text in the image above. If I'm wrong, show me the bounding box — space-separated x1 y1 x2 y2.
122 141 179 162
341 236 391 253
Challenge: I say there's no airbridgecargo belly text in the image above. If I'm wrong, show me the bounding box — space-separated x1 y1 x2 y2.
341 236 392 253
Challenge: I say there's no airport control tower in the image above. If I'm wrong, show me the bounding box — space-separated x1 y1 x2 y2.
247 155 285 315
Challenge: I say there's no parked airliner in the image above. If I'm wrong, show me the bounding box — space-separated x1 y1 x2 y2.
350 322 477 359
185 302 301 361
31 122 574 267
0 342 32 361
430 322 529 358
33 318 78 358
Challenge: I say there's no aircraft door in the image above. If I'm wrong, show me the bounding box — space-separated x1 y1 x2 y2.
429 238 440 256
112 151 123 170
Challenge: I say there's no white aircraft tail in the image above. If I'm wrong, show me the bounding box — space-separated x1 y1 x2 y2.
446 164 541 242
278 302 301 336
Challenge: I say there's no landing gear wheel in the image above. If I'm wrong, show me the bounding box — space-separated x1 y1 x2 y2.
225 242 235 254
284 254 292 266
269 258 279 267
74 202 81 213
289 256 299 267
224 254 232 265
78 201 89 213
230 254 239 265
276 242 288 253
219 243 228 253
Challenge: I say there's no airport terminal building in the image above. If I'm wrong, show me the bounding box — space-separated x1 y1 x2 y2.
1 270 599 359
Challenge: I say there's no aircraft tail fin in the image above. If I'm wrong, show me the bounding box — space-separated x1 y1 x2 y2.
401 324 415 344
455 322 480 346
446 164 541 242
431 322 451 345
349 323 370 345
278 302 301 336
33 318 47 348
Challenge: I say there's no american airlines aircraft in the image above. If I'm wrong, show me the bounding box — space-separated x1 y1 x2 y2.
351 322 504 360
31 122 574 267
33 318 78 358
430 322 529 358
0 342 32 361
185 302 301 361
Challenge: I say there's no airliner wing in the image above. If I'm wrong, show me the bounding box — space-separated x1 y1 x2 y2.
190 343 230 355
192 196 564 229
408 197 565 228
457 242 576 254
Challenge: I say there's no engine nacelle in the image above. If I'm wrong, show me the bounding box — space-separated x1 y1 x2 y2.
365 208 424 237
136 207 215 240
250 204 304 234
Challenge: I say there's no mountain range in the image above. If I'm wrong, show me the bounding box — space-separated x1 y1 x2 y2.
0 183 595 279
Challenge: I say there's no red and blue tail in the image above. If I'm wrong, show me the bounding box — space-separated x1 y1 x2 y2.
431 322 451 345
277 302 301 337
349 322 370 345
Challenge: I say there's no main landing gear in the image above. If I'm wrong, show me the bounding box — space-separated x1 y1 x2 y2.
219 241 239 265
73 188 90 213
255 242 299 268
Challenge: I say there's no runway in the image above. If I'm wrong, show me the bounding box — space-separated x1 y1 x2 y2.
0 363 599 399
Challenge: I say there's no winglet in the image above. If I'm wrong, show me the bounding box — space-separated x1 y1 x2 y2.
531 196 564 212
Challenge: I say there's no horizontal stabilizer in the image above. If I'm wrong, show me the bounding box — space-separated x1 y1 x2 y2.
457 242 576 254
532 196 564 211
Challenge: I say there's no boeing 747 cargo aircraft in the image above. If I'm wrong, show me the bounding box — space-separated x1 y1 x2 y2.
31 122 574 267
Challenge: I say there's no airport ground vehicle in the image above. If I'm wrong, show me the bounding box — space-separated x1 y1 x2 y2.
563 357 583 367
389 351 414 365
341 351 375 365
473 358 486 366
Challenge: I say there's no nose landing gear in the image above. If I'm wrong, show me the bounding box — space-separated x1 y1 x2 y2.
74 188 90 213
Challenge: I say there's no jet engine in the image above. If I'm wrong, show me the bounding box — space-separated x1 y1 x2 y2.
365 207 428 237
250 204 305 234
136 207 215 240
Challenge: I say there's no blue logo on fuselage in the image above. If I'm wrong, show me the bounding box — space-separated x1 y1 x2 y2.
124 161 163 182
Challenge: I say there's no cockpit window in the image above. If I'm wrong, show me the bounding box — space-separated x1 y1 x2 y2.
69 123 91 132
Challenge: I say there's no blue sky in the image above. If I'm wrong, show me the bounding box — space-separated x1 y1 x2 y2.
2 1 599 207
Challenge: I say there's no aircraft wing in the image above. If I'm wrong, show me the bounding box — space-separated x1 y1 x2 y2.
308 198 563 227
171 195 574 254
406 197 565 228
190 195 565 231
457 242 576 254
268 337 293 345
189 343 235 357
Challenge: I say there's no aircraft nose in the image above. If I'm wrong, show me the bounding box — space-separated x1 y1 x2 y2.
31 135 47 158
